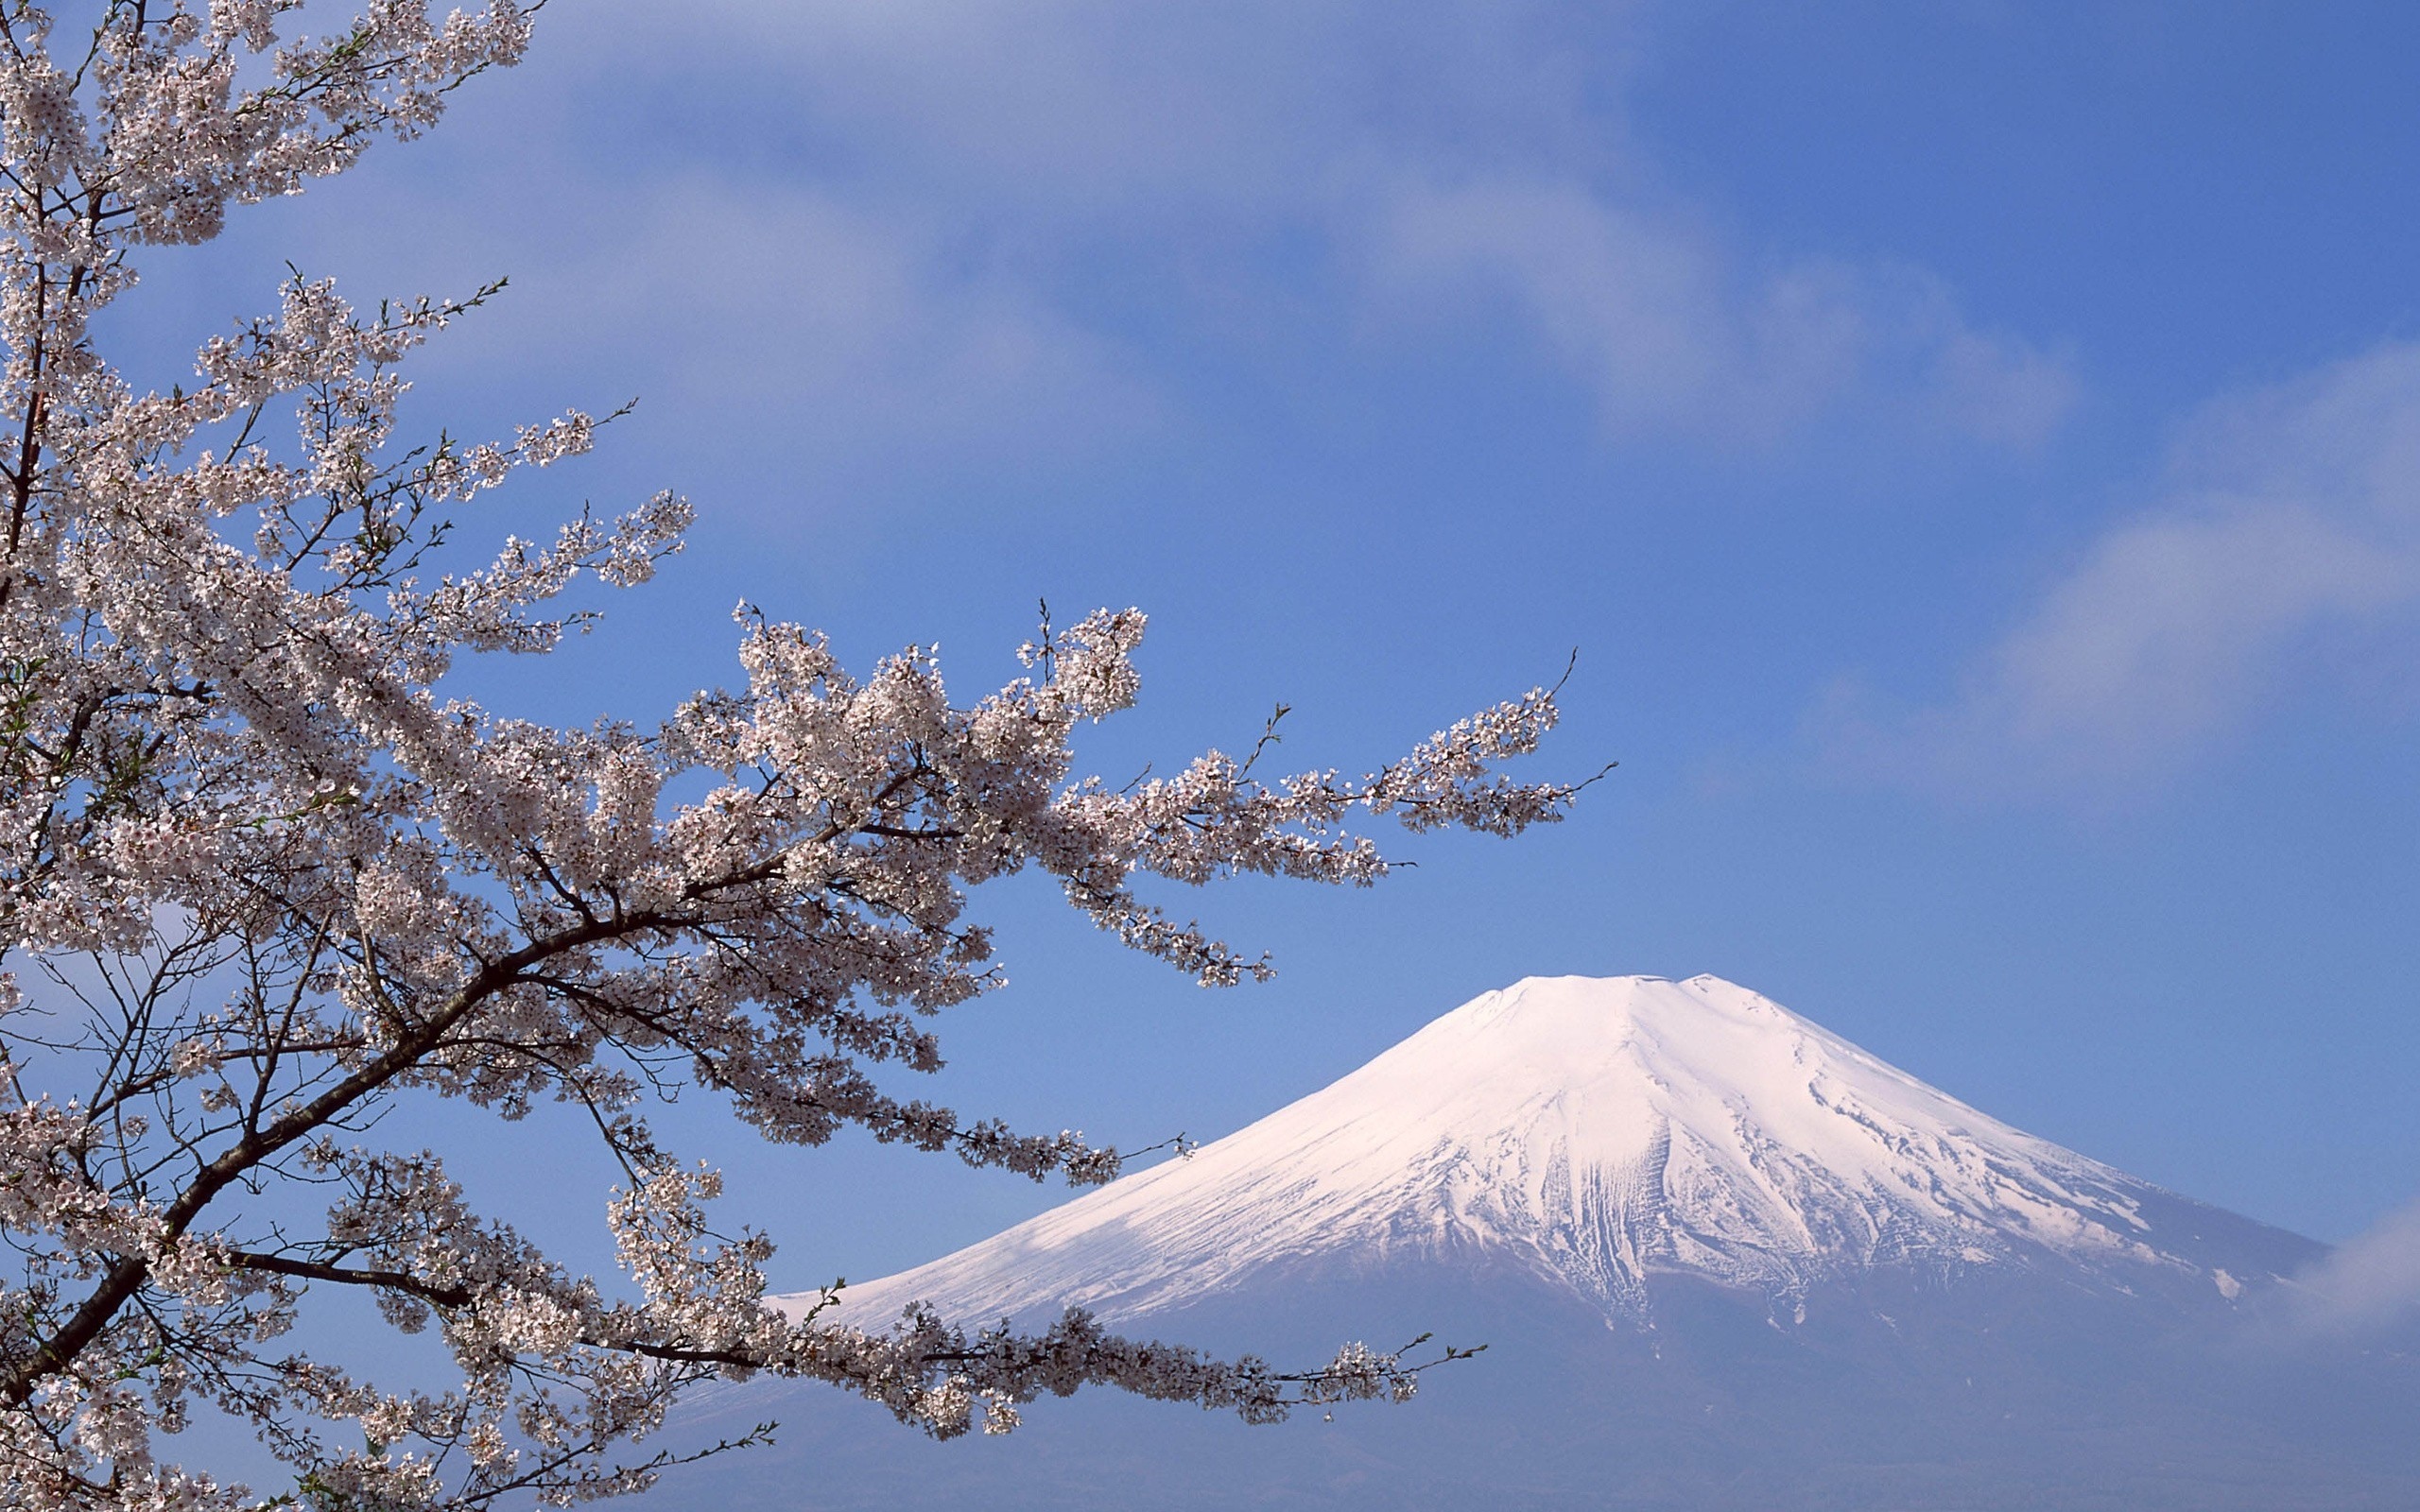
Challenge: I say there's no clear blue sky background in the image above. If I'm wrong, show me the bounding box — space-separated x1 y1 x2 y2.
120 0 2420 1279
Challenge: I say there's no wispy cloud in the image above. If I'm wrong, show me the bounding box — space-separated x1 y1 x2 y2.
501 178 1157 489
289 0 2077 487
1373 177 2071 444
2274 1195 2420 1338
1824 341 2420 795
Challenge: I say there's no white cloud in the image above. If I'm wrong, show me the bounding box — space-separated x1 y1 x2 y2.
462 0 2076 458
1828 342 2420 793
2277 1195 2420 1337
1372 178 2070 444
520 179 1157 482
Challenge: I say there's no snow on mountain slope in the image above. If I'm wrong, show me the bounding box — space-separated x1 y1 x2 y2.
792 974 2293 1329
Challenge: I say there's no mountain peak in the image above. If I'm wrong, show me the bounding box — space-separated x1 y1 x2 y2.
1434 972 1848 1067
800 975 2310 1331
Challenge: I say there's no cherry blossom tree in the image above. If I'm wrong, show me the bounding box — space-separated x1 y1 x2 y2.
0 6 1591 1507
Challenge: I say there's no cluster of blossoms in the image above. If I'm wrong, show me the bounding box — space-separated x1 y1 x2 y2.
0 6 1585 1509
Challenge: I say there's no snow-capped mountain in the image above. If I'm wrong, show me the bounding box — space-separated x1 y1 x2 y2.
687 975 2414 1512
801 974 2299 1332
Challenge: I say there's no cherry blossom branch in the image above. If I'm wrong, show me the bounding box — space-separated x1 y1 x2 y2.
0 7 1595 1506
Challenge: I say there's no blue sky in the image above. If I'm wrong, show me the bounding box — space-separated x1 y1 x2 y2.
126 1 2420 1278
